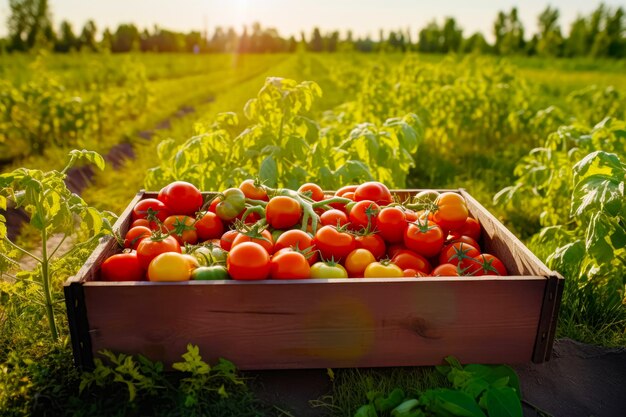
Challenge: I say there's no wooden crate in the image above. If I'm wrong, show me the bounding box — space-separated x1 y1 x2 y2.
64 190 564 370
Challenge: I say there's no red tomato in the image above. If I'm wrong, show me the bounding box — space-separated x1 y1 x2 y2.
195 211 224 241
403 268 429 278
158 181 203 216
220 230 239 251
131 218 150 228
231 229 274 255
239 179 268 201
392 250 432 274
270 251 311 279
344 249 376 278
448 235 481 251
227 242 270 280
433 192 468 231
101 252 144 281
132 198 170 223
403 209 419 222
355 234 386 260
403 220 445 258
432 263 461 276
343 192 355 201
452 217 481 241
349 200 380 231
335 185 358 197
354 182 392 206
136 235 181 269
298 183 325 202
387 243 408 259
266 196 301 229
163 215 198 245
208 197 220 213
471 254 508 276
274 230 318 265
313 226 356 261
320 209 349 227
123 226 152 250
377 207 407 243
439 242 480 271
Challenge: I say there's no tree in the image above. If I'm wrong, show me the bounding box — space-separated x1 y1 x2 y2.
7 0 55 51
537 6 563 56
309 27 323 52
101 28 113 52
605 7 625 57
418 20 442 53
54 20 77 52
493 8 525 55
79 20 98 52
565 16 588 57
442 17 462 53
111 23 140 52
461 32 489 54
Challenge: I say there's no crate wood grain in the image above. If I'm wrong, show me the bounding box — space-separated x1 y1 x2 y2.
64 189 564 370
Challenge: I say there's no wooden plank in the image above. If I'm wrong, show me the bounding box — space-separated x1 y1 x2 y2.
84 277 545 369
64 282 95 369
532 273 565 363
460 189 551 277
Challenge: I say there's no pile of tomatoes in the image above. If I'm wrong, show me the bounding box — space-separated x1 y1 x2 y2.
100 180 507 282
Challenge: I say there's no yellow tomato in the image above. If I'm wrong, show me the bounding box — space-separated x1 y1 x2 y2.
363 261 403 278
310 261 348 278
148 252 194 282
344 248 376 278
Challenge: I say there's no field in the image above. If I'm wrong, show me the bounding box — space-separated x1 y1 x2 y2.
1 51 626 416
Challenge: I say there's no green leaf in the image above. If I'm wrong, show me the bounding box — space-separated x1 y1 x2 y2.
354 404 379 417
69 149 105 171
483 387 523 417
572 174 624 218
259 156 278 188
434 389 487 417
156 139 177 162
374 388 405 412
391 399 422 417
585 212 614 263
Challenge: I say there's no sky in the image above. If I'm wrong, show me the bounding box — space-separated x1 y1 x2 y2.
0 0 624 41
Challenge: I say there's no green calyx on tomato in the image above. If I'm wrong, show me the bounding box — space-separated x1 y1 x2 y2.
215 188 246 221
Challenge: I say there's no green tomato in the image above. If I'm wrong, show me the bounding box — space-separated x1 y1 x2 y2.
192 246 227 265
310 261 348 278
216 188 246 221
191 265 229 280
413 190 440 210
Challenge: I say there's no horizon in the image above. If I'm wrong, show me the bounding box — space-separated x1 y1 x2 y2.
1 0 624 42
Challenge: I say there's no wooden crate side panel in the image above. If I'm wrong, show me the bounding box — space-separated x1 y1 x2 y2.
84 278 545 370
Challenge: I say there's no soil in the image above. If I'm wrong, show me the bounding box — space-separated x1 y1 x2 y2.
246 338 626 417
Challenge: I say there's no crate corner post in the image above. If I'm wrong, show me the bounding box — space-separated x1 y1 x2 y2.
64 279 95 371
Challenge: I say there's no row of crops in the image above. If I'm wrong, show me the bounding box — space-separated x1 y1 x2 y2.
1 52 625 415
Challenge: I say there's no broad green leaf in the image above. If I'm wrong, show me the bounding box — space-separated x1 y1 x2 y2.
585 212 614 263
433 389 487 417
354 404 379 417
259 156 278 188
483 387 523 417
572 174 624 217
156 139 177 162
69 149 106 171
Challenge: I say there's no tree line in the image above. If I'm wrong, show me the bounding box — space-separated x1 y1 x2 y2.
3 0 625 58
